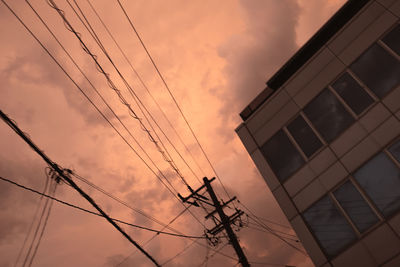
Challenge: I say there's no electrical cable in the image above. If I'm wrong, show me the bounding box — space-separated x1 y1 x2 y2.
248 215 307 256
86 0 207 180
12 0 178 205
249 215 292 230
46 0 205 229
0 175 205 239
24 0 197 235
237 200 308 256
195 241 230 267
15 0 205 240
115 206 192 267
70 0 202 187
116 0 232 200
0 109 161 266
63 0 193 190
160 240 196 266
14 170 50 267
246 225 299 242
71 172 188 234
27 179 58 267
247 222 297 238
21 179 55 267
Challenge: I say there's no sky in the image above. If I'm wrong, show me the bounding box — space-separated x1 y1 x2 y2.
0 0 345 266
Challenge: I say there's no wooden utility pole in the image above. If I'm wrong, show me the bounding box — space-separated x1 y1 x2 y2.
179 177 250 267
203 177 250 267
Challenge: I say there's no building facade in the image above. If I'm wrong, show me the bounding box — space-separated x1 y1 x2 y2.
235 0 400 266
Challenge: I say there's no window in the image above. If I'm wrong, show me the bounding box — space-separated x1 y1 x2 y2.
331 72 374 115
333 181 379 233
261 130 305 182
287 114 323 157
354 153 400 217
389 139 400 163
303 195 357 257
382 24 400 56
303 89 354 143
350 44 400 98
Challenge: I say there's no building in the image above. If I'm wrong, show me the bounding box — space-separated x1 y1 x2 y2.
235 0 400 266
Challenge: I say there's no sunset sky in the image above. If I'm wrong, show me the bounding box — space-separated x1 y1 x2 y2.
0 0 345 266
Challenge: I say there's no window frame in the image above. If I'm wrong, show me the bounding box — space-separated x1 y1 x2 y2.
301 139 400 260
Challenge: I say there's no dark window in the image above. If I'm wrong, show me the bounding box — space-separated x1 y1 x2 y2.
333 181 379 233
354 153 400 217
287 115 323 157
350 44 400 98
303 89 355 143
382 24 400 56
332 72 374 115
303 195 357 257
261 130 305 182
389 139 400 163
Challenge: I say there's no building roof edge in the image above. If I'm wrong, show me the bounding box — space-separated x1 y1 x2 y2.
240 0 371 121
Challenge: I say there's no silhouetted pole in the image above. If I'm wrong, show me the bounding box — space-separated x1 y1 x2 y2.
203 177 250 267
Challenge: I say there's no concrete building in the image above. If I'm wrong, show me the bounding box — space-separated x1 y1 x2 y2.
235 0 400 266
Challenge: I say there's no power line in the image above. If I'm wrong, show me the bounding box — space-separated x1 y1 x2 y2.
237 200 307 256
116 0 232 200
86 0 207 181
46 0 180 195
6 2 206 259
18 0 205 236
14 170 50 267
0 109 160 266
247 222 297 238
246 225 299 242
115 207 192 266
195 242 230 267
63 0 193 190
46 0 205 230
247 216 307 256
73 0 203 187
16 0 178 204
71 172 189 235
26 179 58 267
0 175 205 240
160 240 197 266
24 0 199 236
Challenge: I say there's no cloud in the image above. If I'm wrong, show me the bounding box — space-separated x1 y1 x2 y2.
217 0 300 121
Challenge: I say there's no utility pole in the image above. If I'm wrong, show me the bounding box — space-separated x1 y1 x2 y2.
179 177 250 267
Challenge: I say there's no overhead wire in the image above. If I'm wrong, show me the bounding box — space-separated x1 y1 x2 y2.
71 172 188 235
247 222 297 238
195 242 230 267
20 0 206 240
16 0 178 205
86 0 207 180
64 0 194 190
45 0 180 195
0 175 204 240
26 177 58 267
14 2 209 264
21 175 56 267
116 0 233 200
238 200 308 256
115 206 192 267
160 240 197 266
24 0 202 237
0 109 160 266
80 0 204 186
246 225 299 242
14 169 50 267
46 0 205 229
